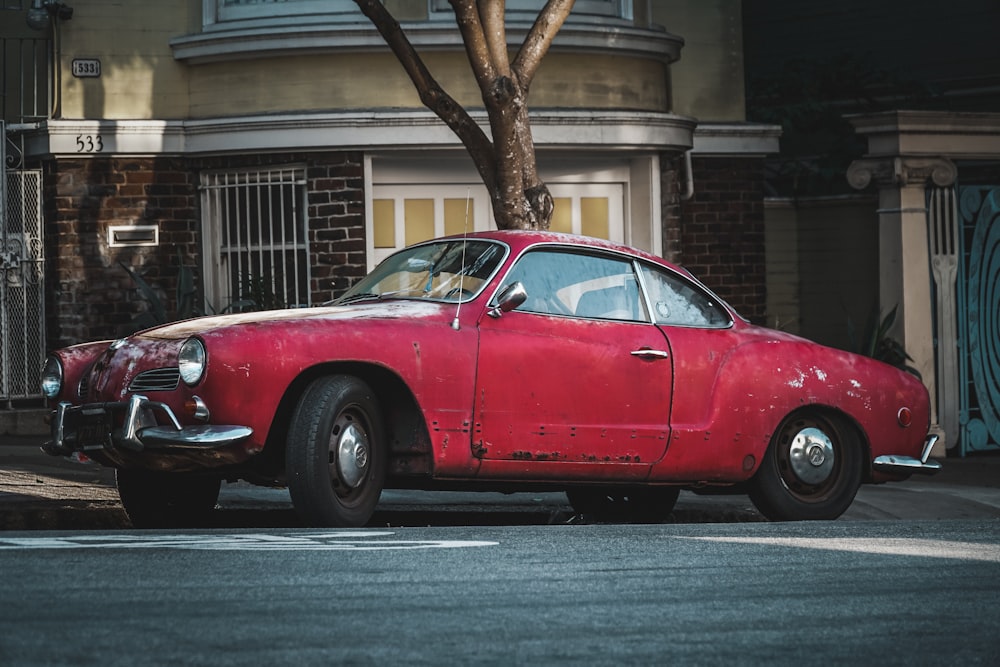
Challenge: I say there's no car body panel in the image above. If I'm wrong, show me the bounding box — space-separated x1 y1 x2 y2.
43 229 936 522
473 309 671 478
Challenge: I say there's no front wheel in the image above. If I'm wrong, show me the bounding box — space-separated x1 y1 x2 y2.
116 469 221 528
567 486 680 523
286 375 385 527
748 411 863 521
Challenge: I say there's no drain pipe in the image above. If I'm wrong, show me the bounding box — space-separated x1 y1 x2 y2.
681 149 695 201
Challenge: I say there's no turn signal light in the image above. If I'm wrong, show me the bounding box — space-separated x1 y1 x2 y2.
185 396 210 421
897 407 913 428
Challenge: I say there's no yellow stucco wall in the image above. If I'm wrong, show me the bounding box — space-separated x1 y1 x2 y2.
53 2 669 120
654 0 745 121
57 0 195 119
188 52 667 118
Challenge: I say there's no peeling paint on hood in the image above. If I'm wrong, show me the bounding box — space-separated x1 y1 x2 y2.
139 301 450 340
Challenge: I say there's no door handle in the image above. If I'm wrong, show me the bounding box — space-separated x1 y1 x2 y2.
630 348 669 360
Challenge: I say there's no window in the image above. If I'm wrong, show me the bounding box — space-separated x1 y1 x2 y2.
370 184 493 268
502 250 645 322
208 0 358 26
200 167 310 313
548 184 624 241
208 0 633 27
430 1 632 20
639 265 731 328
338 239 506 304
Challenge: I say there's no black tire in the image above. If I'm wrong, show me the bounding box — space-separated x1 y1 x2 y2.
748 410 863 521
286 375 385 527
567 486 680 523
116 469 221 528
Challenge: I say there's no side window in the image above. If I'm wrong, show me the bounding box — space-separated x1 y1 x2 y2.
640 265 731 328
502 250 645 322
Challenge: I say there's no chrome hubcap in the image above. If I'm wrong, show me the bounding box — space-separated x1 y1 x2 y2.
331 418 369 489
788 427 835 485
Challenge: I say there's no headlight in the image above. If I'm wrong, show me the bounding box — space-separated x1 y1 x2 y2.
40 356 63 399
178 337 206 386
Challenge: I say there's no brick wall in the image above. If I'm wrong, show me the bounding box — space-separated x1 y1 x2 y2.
43 157 199 348
663 154 767 324
42 152 364 348
305 154 366 299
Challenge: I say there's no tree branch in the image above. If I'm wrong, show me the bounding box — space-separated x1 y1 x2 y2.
512 0 575 90
352 0 496 183
478 0 511 77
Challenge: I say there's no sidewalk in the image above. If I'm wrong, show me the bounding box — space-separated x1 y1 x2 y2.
2 432 1000 529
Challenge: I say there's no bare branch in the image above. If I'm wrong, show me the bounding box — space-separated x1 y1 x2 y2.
352 0 496 183
478 0 511 76
448 0 497 91
512 0 575 89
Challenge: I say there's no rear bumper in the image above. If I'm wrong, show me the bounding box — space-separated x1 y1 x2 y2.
42 394 254 467
873 434 943 476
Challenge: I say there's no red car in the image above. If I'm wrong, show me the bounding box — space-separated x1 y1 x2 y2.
40 230 940 527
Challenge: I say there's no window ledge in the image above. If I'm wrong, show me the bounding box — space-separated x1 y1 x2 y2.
170 20 683 65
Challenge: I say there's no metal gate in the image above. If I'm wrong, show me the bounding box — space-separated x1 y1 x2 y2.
1 133 45 406
957 185 1000 455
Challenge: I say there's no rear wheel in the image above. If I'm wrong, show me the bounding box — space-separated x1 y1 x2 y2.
286 375 385 527
567 486 680 523
748 411 863 521
116 469 221 528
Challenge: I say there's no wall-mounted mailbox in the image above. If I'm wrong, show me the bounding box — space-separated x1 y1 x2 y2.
108 225 159 247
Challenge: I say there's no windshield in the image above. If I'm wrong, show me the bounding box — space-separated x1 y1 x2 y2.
334 240 507 304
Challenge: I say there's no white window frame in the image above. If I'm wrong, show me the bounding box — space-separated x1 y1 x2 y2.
205 0 633 28
369 184 493 268
429 0 632 20
205 0 358 27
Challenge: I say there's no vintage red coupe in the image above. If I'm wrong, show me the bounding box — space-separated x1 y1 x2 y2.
41 230 940 526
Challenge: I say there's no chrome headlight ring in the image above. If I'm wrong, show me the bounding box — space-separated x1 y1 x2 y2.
40 355 64 399
178 337 207 386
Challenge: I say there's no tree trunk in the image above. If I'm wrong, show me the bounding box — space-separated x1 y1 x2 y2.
353 0 574 230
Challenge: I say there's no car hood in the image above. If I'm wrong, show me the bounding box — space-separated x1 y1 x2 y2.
138 300 450 340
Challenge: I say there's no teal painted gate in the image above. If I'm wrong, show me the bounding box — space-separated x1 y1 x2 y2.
957 186 1000 455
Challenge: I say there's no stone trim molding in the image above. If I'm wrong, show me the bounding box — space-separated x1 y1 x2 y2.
846 156 958 190
692 123 782 157
18 110 698 158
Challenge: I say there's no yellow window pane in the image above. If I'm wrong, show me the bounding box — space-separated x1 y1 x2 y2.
444 198 474 236
581 197 609 239
551 197 572 234
404 199 435 246
372 199 395 248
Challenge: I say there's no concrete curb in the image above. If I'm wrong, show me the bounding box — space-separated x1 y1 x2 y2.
0 409 49 437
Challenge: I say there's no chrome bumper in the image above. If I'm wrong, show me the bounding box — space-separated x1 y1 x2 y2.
44 394 253 456
872 434 943 476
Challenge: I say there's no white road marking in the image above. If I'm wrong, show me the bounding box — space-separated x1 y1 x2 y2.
676 536 1000 562
0 532 499 551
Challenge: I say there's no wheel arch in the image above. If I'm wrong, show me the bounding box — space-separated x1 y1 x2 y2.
762 403 872 477
260 362 433 481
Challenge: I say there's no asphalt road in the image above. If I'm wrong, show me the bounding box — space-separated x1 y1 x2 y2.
0 520 998 665
3 439 1000 529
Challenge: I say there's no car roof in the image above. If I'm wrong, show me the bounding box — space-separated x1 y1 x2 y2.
439 229 683 273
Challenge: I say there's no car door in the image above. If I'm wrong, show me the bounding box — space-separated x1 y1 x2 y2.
473 248 673 470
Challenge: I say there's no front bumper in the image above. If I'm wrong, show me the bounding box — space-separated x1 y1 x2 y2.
872 434 943 476
43 394 254 468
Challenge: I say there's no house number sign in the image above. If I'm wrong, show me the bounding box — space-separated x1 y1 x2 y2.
72 59 101 78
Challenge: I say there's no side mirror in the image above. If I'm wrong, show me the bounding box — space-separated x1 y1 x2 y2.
488 282 527 319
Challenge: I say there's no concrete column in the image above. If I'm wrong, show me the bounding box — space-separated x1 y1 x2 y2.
846 156 956 455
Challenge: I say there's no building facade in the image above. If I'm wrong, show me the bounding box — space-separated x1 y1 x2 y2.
1 0 776 405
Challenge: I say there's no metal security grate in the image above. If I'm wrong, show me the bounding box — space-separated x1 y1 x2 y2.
1 166 45 406
200 167 310 314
